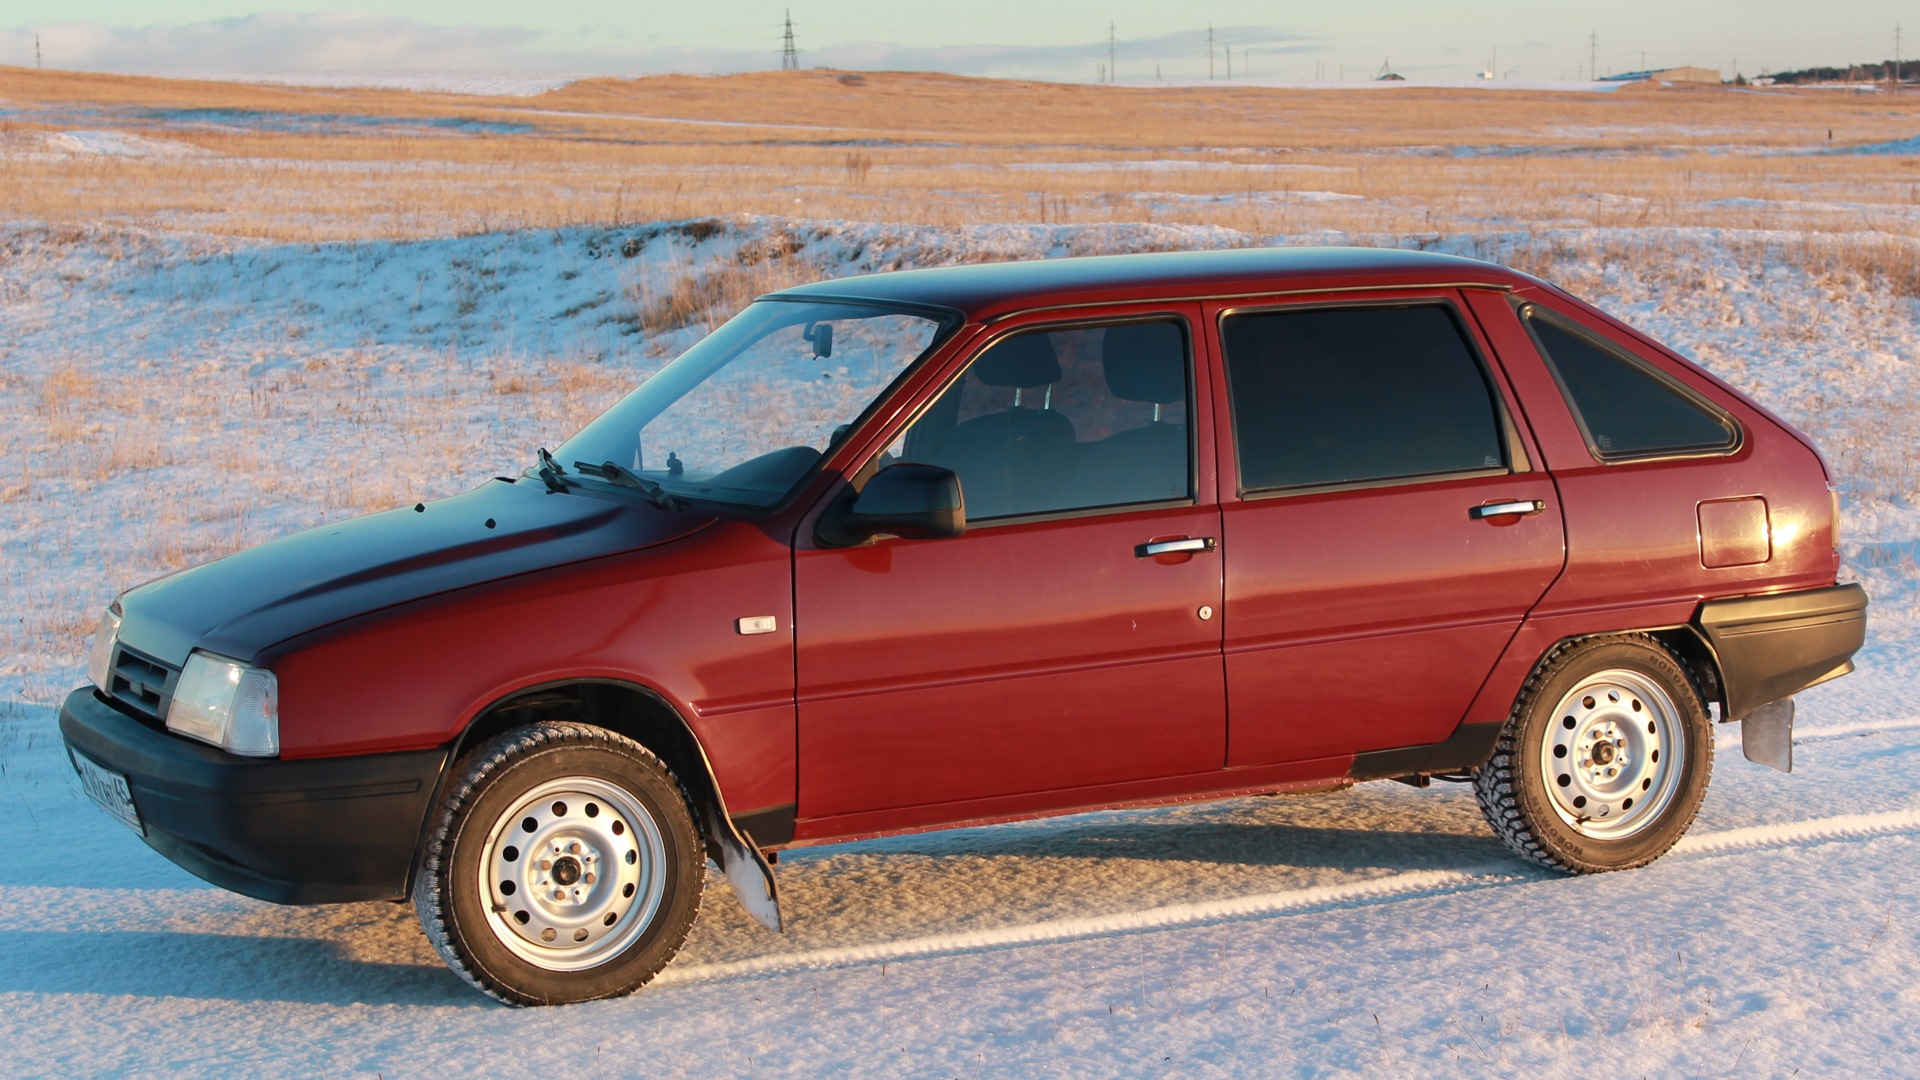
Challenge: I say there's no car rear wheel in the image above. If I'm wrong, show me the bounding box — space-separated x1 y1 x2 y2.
413 722 704 1005
1474 635 1713 874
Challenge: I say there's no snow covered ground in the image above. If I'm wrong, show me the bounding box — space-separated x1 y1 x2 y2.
2 219 1917 1075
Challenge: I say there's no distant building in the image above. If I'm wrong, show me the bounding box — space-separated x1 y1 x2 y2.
1600 66 1723 85
1375 71 1405 81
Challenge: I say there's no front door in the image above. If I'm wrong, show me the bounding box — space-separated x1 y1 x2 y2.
1208 294 1567 766
794 309 1226 824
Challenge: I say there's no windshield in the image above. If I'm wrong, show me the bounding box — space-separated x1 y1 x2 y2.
555 299 951 508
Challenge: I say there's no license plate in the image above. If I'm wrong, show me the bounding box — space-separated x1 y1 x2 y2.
71 751 143 834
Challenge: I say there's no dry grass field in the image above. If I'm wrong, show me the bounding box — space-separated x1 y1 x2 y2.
5 65 1920 243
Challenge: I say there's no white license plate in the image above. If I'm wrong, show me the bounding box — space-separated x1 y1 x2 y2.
72 751 143 834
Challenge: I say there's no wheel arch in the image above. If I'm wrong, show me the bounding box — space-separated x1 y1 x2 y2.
409 677 783 932
1646 625 1724 713
1525 628 1722 717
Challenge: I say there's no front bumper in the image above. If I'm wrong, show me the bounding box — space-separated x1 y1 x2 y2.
1697 582 1869 720
58 687 448 905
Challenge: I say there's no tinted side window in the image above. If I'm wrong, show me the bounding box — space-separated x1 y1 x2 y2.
1222 305 1506 491
896 320 1191 520
1523 309 1737 460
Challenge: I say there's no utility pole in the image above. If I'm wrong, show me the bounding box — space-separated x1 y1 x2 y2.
1208 24 1215 80
36 34 42 69
1588 29 1598 82
780 9 798 71
1896 22 1904 89
1108 20 1116 83
1226 45 1232 80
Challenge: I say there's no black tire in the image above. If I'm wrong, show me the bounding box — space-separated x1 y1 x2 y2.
1474 635 1713 874
413 722 704 1006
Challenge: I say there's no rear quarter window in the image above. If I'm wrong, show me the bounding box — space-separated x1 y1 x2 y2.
1521 305 1739 462
1221 303 1508 492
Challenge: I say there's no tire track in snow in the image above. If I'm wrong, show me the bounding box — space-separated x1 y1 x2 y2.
1721 715 1920 749
655 807 1920 987
1671 807 1920 856
653 867 1520 987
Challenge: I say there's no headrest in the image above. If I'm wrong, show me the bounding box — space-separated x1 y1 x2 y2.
972 332 1062 389
1103 323 1186 404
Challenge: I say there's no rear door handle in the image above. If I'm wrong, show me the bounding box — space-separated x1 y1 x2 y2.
1469 500 1545 520
1136 536 1217 558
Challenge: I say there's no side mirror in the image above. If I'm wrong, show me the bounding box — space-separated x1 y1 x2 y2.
818 463 965 546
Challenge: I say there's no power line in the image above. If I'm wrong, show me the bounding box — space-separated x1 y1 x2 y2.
781 9 798 71
1108 20 1116 83
1588 28 1598 82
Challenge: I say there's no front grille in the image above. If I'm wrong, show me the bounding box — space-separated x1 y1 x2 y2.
107 644 178 725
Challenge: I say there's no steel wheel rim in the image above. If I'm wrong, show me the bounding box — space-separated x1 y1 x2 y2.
477 776 667 971
1538 669 1686 840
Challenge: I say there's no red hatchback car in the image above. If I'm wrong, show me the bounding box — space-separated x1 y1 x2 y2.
62 248 1866 1004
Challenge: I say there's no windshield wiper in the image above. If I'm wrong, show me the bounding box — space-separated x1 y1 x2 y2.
573 459 679 510
534 447 569 494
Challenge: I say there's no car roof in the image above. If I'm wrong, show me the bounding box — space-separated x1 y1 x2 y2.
766 246 1526 322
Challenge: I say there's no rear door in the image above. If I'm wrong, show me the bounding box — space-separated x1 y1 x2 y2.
1207 292 1566 766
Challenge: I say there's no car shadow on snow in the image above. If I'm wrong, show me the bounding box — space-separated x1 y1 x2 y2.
671 791 1541 962
808 788 1507 869
0 928 482 1006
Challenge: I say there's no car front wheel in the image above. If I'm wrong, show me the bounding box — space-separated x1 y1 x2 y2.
413 721 704 1005
1475 635 1713 874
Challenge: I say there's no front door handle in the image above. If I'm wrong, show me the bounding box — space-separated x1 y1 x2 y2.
1136 536 1217 558
1469 500 1546 520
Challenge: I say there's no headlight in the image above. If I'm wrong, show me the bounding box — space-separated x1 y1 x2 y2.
166 651 279 757
87 606 122 690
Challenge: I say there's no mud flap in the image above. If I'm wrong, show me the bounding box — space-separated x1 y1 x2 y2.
1741 696 1795 774
673 731 782 932
688 781 782 932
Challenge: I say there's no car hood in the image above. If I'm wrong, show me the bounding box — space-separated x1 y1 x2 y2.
115 478 714 666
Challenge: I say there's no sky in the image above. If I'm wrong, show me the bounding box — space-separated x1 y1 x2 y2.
1 2 1913 84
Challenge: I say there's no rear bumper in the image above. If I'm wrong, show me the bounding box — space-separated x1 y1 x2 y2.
58 687 447 905
1696 583 1868 719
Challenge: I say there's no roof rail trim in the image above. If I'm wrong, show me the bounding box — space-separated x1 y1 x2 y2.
977 280 1516 324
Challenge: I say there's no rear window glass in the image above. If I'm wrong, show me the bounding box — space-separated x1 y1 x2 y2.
1523 308 1737 460
1222 304 1507 491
